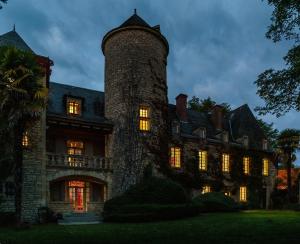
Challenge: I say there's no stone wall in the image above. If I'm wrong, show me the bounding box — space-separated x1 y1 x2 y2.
103 27 169 196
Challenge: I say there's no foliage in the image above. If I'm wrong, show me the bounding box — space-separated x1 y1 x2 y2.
0 0 7 9
0 46 46 222
256 117 279 148
276 128 300 201
192 192 241 212
188 96 231 113
255 0 300 116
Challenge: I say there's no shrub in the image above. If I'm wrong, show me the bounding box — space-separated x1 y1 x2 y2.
104 204 199 222
103 177 194 222
192 192 241 212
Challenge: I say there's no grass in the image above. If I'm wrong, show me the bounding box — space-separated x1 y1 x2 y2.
0 211 300 244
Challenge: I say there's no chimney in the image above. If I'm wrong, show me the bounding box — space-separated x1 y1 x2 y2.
176 94 188 121
211 105 223 131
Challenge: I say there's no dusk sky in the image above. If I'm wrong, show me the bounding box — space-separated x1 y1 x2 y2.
0 0 298 133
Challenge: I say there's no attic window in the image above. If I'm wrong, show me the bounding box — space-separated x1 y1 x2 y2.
243 136 249 148
67 98 81 116
223 132 229 143
262 139 268 150
199 128 206 139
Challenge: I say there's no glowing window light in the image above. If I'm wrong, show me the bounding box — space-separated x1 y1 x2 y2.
243 157 250 175
22 131 29 147
199 150 207 171
240 186 247 202
263 158 269 176
222 153 230 172
170 147 181 168
202 185 211 194
139 106 150 131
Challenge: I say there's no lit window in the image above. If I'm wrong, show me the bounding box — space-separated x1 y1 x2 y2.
222 153 230 173
224 191 231 196
263 158 269 176
202 185 211 194
22 131 29 147
199 150 207 171
170 147 181 168
67 98 81 116
243 157 250 175
240 186 247 202
139 106 150 131
67 140 84 167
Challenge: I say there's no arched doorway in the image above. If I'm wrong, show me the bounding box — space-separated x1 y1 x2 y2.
49 176 107 213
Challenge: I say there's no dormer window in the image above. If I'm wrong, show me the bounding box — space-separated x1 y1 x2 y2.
67 98 81 116
172 121 180 134
223 131 229 143
199 128 206 139
139 106 150 131
243 136 249 148
262 139 268 150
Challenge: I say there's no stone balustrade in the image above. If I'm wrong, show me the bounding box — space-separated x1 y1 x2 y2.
46 153 112 171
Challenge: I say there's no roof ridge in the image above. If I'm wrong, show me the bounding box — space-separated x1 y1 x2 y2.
50 81 104 94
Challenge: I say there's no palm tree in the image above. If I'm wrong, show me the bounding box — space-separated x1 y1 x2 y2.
277 129 300 202
0 46 47 223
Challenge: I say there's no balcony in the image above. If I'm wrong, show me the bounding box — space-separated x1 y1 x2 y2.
46 153 112 171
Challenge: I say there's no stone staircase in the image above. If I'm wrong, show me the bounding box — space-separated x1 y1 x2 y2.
58 212 102 225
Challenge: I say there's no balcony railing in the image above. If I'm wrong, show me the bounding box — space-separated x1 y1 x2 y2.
46 153 112 171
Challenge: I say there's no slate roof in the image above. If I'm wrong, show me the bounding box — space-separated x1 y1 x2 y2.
47 82 109 124
0 30 33 52
119 13 151 28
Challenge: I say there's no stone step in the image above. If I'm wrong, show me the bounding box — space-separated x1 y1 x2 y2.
58 212 102 225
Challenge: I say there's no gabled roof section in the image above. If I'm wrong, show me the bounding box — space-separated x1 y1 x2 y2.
119 12 151 28
0 30 33 52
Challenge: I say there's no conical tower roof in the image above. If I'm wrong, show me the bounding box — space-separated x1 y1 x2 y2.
119 11 151 28
0 29 33 52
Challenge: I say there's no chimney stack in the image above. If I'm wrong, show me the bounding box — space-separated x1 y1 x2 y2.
211 105 223 131
176 94 188 122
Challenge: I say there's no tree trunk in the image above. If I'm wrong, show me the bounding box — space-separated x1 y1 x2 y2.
13 125 24 224
287 151 292 202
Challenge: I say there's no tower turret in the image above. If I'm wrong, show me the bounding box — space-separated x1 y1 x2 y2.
102 11 169 196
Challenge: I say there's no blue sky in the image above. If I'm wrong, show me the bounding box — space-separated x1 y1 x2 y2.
0 0 298 135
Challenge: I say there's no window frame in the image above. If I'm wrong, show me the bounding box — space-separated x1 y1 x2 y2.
67 97 82 116
262 158 269 176
22 131 29 148
243 156 250 175
170 147 181 168
202 185 211 194
239 186 247 202
199 150 208 171
222 153 230 173
139 106 150 132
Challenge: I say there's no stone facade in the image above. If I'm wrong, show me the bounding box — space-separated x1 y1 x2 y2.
103 25 169 196
0 13 276 223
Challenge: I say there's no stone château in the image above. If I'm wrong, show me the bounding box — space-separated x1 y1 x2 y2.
0 12 275 223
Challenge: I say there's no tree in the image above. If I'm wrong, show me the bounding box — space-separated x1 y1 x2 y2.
0 0 7 9
0 46 47 223
255 0 300 117
277 129 300 201
188 96 231 113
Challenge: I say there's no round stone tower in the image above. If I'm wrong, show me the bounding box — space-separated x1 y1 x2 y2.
102 11 169 196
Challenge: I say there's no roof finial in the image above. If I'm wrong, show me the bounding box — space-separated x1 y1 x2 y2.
134 8 137 15
13 24 15 32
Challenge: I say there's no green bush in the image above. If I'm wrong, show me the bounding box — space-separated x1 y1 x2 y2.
104 204 199 222
192 192 241 212
103 177 194 222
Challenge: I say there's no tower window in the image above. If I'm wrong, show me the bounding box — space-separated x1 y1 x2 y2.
22 131 29 147
202 185 211 194
222 153 230 173
67 98 81 116
170 147 181 168
139 106 150 131
199 150 207 171
243 157 250 175
240 186 247 202
263 158 269 176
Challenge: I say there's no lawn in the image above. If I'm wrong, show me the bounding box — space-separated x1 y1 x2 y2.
0 211 300 244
